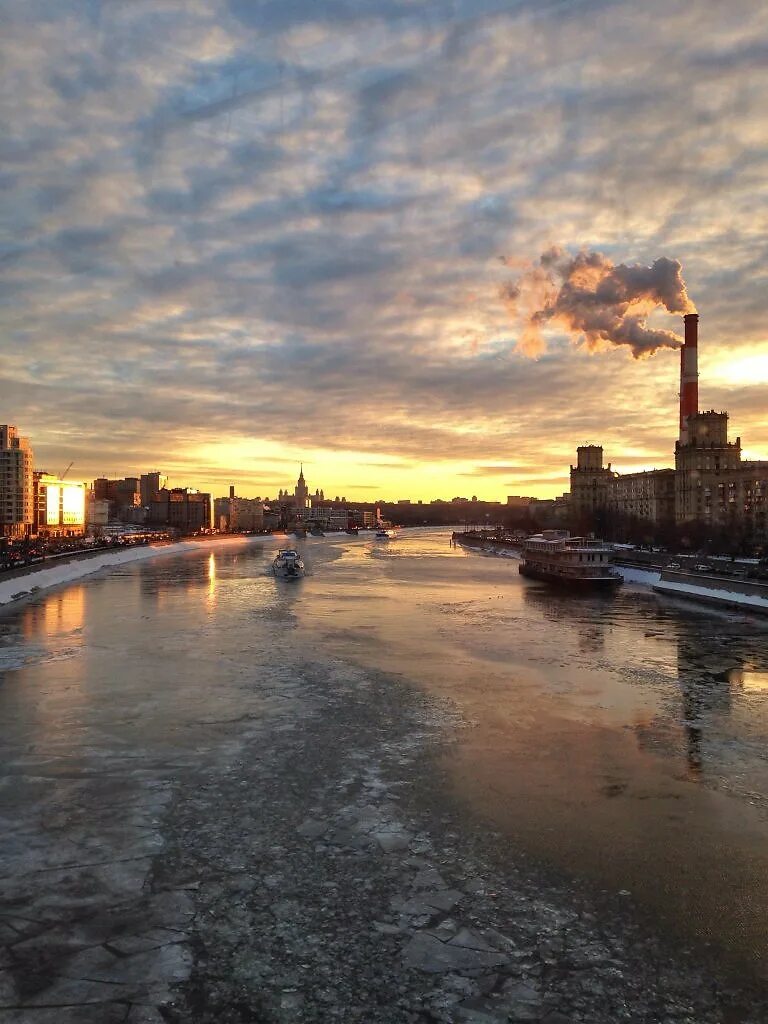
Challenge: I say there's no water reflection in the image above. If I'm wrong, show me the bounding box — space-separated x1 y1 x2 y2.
730 668 768 692
207 552 217 610
21 585 86 641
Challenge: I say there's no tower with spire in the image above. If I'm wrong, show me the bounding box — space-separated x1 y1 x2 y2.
294 464 309 508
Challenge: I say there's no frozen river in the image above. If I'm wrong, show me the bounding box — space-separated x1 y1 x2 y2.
2 529 768 1022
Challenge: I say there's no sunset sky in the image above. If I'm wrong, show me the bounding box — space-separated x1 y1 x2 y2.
3 0 767 502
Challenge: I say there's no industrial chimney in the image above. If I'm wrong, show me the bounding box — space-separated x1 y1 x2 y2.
679 313 699 444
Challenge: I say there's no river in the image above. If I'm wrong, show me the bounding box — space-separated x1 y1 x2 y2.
2 529 768 1022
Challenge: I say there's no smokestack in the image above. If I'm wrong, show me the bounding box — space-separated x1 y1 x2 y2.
229 484 235 500
679 313 699 444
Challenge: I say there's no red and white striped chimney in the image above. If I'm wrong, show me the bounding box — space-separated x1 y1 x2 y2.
679 313 699 444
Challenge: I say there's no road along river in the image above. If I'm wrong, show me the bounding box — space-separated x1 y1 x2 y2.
1 529 768 1023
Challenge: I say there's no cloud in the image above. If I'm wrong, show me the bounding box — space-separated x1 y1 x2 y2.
1 0 767 500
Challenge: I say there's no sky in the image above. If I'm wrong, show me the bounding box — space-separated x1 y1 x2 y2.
2 0 767 502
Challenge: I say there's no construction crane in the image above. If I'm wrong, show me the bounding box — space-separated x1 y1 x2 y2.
60 462 74 480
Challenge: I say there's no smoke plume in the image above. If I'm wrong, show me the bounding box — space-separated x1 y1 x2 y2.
502 247 696 358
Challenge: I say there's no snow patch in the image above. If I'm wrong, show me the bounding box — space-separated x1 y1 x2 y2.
653 579 768 615
615 565 661 586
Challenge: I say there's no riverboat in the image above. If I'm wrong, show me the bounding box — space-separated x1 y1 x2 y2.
519 531 621 588
375 528 396 539
272 549 305 578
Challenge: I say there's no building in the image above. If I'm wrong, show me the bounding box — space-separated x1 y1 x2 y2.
609 469 675 523
140 471 167 506
149 488 211 533
86 495 110 529
93 476 141 518
33 473 87 537
566 313 768 540
673 313 768 534
0 425 34 539
233 497 265 532
569 446 615 516
294 466 309 508
213 493 231 532
215 486 265 532
294 505 349 531
675 412 768 532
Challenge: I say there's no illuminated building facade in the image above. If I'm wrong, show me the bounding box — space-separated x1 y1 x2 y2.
0 425 34 539
34 473 87 537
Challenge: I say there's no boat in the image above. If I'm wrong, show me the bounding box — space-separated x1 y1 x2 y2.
346 527 359 535
309 526 325 537
518 531 621 588
272 548 305 578
375 528 396 539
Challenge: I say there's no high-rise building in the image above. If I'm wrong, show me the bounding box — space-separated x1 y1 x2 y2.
294 465 309 508
0 425 34 539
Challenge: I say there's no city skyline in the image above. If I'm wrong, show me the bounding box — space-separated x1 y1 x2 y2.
2 2 767 503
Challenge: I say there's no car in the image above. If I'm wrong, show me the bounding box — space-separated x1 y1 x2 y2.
694 563 710 571
667 561 681 570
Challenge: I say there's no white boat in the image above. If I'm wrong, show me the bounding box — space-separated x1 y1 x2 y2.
519 531 621 588
375 528 396 539
272 548 305 578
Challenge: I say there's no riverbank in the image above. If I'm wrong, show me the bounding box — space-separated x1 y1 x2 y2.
0 534 269 610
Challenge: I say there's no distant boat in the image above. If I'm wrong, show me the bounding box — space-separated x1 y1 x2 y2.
375 528 396 539
272 549 305 578
309 526 325 537
346 527 359 535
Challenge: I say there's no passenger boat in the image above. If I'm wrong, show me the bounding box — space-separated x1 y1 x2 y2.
272 548 305 578
375 528 396 539
519 531 621 588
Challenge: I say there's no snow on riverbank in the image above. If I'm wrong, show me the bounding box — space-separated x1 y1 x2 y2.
616 565 661 586
653 578 768 615
0 535 270 609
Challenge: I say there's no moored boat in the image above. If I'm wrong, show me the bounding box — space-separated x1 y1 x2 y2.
272 548 305 578
519 531 621 588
